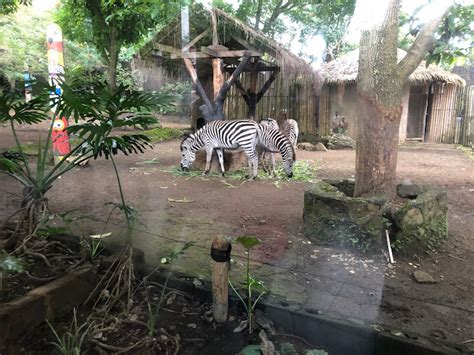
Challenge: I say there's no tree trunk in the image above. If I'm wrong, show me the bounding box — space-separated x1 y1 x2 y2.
353 0 448 200
354 95 402 198
255 0 263 30
354 0 402 199
108 25 119 93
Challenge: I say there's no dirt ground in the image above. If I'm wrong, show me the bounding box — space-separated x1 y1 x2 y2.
0 121 473 349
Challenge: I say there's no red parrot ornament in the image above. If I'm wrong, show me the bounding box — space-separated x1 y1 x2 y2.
51 117 71 157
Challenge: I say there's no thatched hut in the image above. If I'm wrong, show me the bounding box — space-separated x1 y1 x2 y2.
138 6 320 133
319 49 465 143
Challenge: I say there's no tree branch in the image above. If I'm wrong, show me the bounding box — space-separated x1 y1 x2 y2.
398 7 450 79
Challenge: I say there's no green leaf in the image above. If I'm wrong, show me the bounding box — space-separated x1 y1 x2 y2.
305 350 328 355
236 236 261 250
280 342 297 355
0 253 24 273
239 345 261 355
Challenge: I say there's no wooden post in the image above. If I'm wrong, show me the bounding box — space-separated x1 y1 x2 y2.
211 236 231 323
211 10 224 103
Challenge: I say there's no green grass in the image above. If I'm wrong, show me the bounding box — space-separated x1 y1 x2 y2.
456 145 474 160
162 160 317 182
142 127 184 143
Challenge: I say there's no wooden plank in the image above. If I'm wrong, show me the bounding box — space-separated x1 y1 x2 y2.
182 29 210 52
183 58 214 112
201 47 261 58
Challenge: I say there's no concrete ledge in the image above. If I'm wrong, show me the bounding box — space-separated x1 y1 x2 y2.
141 266 469 355
0 265 97 342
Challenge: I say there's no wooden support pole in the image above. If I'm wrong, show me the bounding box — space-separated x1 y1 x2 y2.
211 236 231 323
211 9 224 102
183 57 214 114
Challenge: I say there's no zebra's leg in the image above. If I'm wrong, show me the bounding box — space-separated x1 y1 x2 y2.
204 146 214 175
270 152 276 177
261 151 269 173
216 148 225 177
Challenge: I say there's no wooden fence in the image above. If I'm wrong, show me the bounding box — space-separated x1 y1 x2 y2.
455 85 473 147
223 71 319 135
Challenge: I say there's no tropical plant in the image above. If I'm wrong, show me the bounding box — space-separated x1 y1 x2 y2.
47 308 92 355
229 236 267 334
145 242 194 336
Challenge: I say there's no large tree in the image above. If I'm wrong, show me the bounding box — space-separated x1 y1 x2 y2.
0 4 103 84
354 0 453 199
55 0 179 91
215 0 356 61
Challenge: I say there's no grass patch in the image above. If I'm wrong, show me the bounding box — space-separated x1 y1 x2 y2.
142 127 183 143
162 160 317 182
456 145 474 160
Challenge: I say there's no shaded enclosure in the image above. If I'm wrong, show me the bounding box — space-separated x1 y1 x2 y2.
136 5 320 131
318 49 465 143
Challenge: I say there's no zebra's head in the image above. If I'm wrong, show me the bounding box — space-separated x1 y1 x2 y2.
260 118 279 131
180 135 196 171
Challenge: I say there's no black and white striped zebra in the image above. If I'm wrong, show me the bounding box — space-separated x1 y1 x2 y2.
180 119 259 178
259 118 279 174
282 119 299 149
257 123 295 178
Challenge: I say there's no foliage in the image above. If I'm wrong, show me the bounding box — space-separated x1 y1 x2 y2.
47 308 92 355
146 242 193 336
142 127 183 143
0 0 30 15
399 2 474 68
0 251 23 273
0 77 175 237
214 0 356 62
0 5 104 84
229 236 266 334
54 0 181 89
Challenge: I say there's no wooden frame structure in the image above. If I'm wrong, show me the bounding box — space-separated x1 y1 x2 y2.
143 8 287 122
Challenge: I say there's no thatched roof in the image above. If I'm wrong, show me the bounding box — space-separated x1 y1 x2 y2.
320 49 465 87
140 5 319 86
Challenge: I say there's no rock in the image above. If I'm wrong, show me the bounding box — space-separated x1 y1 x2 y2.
326 133 356 150
303 180 386 252
187 323 197 329
259 219 266 225
397 183 423 198
298 142 317 151
392 188 448 255
315 142 328 151
413 270 437 284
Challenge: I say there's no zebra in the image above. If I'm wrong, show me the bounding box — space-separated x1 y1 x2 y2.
259 118 279 174
257 123 295 178
180 119 260 178
282 119 299 150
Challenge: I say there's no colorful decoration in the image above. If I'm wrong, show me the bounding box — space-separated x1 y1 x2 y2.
51 117 71 157
46 24 70 160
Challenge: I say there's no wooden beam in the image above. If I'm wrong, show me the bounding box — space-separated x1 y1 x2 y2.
182 29 210 52
183 57 214 113
249 58 259 93
257 68 279 101
170 52 211 59
232 37 260 52
154 43 181 56
213 56 251 119
234 79 248 97
201 47 261 58
223 66 279 73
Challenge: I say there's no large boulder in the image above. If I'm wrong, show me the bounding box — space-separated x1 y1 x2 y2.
303 180 386 252
391 188 448 254
326 134 356 150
